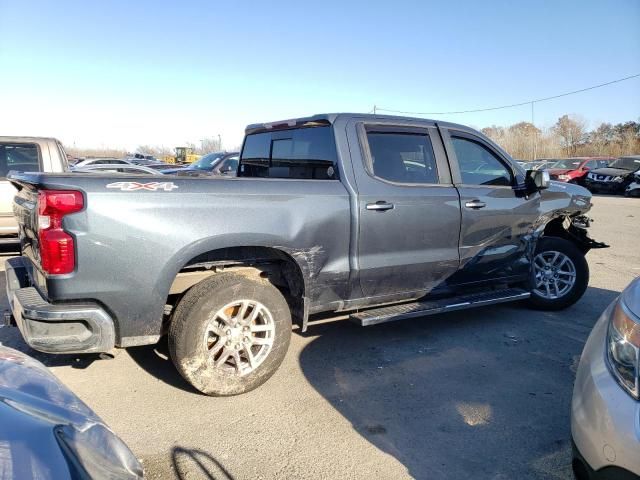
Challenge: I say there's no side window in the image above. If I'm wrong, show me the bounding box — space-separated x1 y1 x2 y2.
366 132 438 184
451 136 512 186
240 126 337 180
584 160 596 169
220 156 238 173
0 143 41 178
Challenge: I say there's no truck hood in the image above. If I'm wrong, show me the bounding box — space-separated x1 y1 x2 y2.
540 181 592 215
589 167 635 177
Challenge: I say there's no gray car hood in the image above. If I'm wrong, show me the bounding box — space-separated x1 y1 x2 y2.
589 167 636 177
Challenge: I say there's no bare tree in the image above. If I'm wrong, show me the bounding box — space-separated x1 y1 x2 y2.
553 115 587 156
136 144 174 157
197 136 223 154
66 146 128 159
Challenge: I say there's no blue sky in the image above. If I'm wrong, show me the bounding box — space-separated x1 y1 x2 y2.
1 0 639 150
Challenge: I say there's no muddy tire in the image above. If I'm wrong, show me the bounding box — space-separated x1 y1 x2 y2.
527 237 589 310
168 272 291 396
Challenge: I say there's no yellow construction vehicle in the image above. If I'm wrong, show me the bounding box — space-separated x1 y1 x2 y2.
162 147 201 164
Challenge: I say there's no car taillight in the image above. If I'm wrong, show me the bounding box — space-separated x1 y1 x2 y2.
37 190 84 275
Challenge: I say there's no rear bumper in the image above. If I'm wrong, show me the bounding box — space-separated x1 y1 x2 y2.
5 257 115 354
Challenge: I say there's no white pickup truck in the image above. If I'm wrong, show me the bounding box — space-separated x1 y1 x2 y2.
0 137 69 240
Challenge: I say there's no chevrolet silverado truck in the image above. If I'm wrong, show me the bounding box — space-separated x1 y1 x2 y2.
5 113 606 396
0 137 69 240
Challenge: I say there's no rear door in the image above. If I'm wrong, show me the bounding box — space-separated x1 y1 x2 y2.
347 119 461 298
439 127 540 284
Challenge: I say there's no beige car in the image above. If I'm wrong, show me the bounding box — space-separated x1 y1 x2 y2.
0 137 69 238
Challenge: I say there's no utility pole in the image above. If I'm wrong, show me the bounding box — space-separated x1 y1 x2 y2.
373 104 377 115
218 134 222 150
531 101 537 160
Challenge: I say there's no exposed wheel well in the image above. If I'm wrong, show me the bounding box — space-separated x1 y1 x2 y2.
542 216 596 254
165 246 306 329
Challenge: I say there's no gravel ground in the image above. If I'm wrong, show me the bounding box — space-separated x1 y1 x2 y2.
0 194 638 479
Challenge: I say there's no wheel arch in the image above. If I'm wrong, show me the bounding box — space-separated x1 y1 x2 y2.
159 241 309 332
542 216 604 254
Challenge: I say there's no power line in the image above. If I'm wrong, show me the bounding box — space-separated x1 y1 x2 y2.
374 73 640 116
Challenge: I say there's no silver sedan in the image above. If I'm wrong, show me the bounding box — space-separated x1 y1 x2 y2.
571 277 640 479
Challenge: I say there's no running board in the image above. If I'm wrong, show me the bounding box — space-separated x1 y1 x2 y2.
350 288 530 327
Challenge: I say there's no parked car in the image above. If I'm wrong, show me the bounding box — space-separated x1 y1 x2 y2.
143 162 175 171
571 277 640 479
522 160 555 171
0 344 143 479
74 164 163 175
6 113 606 396
0 137 69 239
584 155 640 194
72 158 132 169
625 171 640 197
127 153 159 165
160 151 239 176
546 157 614 185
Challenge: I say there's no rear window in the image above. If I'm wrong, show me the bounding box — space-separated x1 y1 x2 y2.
0 143 41 178
239 126 338 179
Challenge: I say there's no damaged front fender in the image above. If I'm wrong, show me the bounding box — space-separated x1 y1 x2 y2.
543 214 609 254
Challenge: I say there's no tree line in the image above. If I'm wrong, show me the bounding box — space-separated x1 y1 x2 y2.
481 116 640 160
67 136 224 159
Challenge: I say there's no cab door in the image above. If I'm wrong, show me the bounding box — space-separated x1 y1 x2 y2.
439 127 541 285
347 120 461 298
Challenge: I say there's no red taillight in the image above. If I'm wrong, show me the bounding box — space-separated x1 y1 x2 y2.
37 190 84 275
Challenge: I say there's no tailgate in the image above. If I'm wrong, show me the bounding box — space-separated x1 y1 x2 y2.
12 182 41 267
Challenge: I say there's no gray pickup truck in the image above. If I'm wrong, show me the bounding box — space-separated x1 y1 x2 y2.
5 113 605 396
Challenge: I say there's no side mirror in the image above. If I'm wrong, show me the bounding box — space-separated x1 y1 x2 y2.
526 169 550 191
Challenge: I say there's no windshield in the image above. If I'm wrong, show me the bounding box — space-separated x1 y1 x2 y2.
551 159 582 169
190 152 224 170
610 157 640 171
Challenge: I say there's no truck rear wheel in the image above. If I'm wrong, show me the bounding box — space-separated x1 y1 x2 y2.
168 272 291 396
527 237 589 310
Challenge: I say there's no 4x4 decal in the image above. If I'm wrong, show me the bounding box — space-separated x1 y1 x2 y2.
106 181 178 191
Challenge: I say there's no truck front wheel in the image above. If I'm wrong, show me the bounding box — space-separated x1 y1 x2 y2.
528 237 589 310
168 273 291 396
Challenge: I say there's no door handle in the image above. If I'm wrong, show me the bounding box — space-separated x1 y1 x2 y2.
366 201 394 211
465 200 487 209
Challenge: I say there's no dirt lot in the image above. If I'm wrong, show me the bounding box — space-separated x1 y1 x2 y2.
0 194 638 480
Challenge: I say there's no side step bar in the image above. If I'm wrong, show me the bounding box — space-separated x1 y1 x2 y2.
350 288 530 327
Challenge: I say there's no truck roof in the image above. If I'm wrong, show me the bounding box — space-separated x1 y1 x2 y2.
0 136 61 143
244 113 472 135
